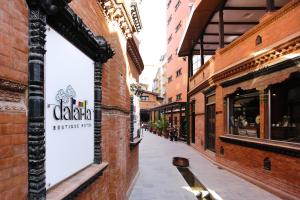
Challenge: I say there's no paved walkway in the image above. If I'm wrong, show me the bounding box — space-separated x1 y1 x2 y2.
129 131 281 200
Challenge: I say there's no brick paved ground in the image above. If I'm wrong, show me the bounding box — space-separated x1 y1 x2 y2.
129 131 281 200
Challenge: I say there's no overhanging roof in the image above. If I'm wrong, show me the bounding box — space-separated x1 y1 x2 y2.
178 0 289 57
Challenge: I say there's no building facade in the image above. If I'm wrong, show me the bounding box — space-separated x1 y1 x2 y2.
152 55 167 101
140 90 163 123
166 0 193 103
0 0 144 199
178 0 300 199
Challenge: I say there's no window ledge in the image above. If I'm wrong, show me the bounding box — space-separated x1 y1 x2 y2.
220 135 300 158
130 137 142 150
47 162 108 200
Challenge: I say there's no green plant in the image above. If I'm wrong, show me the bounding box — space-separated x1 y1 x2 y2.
156 114 168 137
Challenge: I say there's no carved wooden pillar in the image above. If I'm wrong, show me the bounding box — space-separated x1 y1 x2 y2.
259 90 269 139
171 106 173 126
179 104 183 138
218 8 224 48
94 61 102 163
28 6 47 200
130 95 134 142
200 37 204 66
267 0 275 12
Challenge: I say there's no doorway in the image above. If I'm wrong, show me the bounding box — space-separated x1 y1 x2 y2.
205 93 216 152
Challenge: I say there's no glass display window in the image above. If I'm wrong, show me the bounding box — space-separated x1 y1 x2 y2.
229 89 260 138
270 72 300 143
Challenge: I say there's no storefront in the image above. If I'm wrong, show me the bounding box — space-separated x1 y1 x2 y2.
177 0 300 199
150 102 187 141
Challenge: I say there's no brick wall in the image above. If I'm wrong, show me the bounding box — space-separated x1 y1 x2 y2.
140 92 161 110
0 0 28 199
188 2 300 199
0 0 140 199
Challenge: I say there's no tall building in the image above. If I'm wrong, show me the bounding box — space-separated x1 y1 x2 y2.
166 0 193 103
178 0 300 199
152 54 167 101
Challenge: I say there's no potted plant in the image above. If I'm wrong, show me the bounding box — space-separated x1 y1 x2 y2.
152 122 157 134
156 114 168 138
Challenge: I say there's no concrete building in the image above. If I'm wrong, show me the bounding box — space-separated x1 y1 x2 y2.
0 0 144 199
178 0 300 199
152 54 167 101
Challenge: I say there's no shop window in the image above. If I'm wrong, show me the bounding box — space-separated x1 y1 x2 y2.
174 117 178 125
229 89 260 138
270 73 300 143
176 93 182 101
176 68 182 77
140 96 149 101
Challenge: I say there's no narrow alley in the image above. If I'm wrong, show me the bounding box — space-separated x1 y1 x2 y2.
129 132 280 200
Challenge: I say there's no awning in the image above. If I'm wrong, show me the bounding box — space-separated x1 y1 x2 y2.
178 0 289 57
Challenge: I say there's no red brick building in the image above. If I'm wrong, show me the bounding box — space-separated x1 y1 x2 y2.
140 90 163 123
166 0 193 103
178 0 300 199
150 0 195 141
0 0 144 199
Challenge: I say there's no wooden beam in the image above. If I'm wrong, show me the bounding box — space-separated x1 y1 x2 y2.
224 6 279 10
267 0 275 11
210 21 259 25
205 32 243 36
188 54 193 78
200 36 204 66
192 50 215 55
194 42 230 45
193 49 217 52
219 9 224 48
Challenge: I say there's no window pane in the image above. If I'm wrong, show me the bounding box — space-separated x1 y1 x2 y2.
271 79 300 143
229 90 260 138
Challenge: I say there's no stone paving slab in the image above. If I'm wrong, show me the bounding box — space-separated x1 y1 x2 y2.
129 131 281 200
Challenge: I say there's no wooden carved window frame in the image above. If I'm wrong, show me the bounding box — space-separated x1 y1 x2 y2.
26 1 114 199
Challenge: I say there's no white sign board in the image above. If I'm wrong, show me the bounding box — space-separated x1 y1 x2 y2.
45 27 94 189
133 95 140 138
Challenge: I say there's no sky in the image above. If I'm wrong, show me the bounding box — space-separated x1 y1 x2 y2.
137 0 167 90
